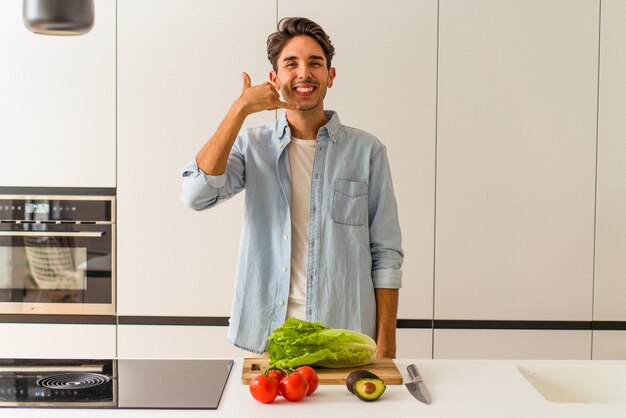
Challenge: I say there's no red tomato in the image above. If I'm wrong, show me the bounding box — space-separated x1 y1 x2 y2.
249 374 279 404
295 366 319 395
267 369 286 383
279 371 309 402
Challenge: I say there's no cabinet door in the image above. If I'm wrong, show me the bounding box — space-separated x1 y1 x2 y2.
434 329 590 359
0 324 116 358
278 0 439 324
594 0 626 322
117 0 276 317
117 325 247 358
434 0 598 357
0 0 115 187
592 0 626 359
397 329 433 359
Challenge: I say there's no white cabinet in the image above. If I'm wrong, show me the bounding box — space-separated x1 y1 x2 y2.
397 329 433 359
278 0 439 323
116 0 276 317
593 332 626 360
594 0 626 322
434 329 590 360
117 325 247 358
0 0 115 188
0 323 116 359
433 0 599 358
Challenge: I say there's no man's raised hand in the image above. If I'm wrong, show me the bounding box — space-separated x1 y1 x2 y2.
238 72 296 115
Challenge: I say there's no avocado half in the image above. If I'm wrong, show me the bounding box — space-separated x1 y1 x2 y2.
345 370 386 401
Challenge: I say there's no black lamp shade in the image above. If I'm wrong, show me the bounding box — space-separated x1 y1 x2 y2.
23 0 95 36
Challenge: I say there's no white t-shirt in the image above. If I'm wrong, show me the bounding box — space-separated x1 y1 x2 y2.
286 136 316 320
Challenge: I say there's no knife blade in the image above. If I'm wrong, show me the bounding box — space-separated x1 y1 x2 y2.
405 364 432 404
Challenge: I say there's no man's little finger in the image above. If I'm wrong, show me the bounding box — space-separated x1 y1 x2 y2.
276 100 297 110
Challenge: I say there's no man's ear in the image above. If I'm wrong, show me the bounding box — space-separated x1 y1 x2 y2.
269 71 279 90
327 67 336 88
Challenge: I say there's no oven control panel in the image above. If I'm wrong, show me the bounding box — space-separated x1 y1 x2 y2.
0 197 113 223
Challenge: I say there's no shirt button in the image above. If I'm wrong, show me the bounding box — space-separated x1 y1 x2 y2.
282 267 287 272
278 299 285 306
283 234 288 240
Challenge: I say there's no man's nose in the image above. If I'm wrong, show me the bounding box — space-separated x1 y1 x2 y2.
297 65 312 79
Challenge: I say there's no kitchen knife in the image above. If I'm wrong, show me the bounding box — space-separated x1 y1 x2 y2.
405 364 432 404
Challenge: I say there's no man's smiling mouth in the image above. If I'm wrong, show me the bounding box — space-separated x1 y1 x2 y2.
293 84 317 95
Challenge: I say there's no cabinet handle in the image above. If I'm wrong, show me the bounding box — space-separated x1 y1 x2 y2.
0 231 104 238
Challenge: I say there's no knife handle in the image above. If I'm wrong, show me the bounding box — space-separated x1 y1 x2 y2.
407 364 423 382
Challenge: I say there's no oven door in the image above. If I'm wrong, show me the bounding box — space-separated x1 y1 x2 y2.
0 223 114 315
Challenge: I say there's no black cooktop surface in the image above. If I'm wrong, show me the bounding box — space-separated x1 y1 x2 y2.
0 358 233 409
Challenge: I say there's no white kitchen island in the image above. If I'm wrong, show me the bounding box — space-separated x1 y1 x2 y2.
1 359 625 417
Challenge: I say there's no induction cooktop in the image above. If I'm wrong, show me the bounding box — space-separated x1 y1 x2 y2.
0 358 233 409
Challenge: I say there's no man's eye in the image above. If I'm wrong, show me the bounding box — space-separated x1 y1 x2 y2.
311 62 322 67
286 62 296 68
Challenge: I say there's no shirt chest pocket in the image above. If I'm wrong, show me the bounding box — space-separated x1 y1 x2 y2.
332 180 368 226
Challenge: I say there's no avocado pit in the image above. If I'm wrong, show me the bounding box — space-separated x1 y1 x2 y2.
360 381 377 394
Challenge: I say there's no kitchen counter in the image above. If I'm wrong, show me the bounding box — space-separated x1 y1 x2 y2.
1 359 626 417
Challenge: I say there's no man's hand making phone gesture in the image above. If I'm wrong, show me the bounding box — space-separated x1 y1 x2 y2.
237 72 296 115
195 72 295 175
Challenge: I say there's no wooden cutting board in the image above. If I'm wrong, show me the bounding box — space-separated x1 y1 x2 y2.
241 357 403 385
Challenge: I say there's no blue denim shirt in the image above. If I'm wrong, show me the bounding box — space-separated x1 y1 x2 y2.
181 111 403 353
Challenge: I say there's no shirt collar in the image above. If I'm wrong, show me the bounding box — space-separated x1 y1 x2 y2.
277 110 341 142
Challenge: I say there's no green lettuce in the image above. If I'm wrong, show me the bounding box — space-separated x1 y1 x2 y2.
267 318 377 369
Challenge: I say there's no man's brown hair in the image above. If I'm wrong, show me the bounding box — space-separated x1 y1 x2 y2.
267 17 335 72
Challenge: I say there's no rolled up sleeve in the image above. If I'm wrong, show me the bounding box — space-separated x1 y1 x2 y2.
368 145 404 289
180 133 246 211
180 159 229 210
372 268 403 289
181 159 227 187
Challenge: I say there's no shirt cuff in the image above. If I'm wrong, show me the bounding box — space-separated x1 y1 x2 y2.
372 269 403 289
181 159 226 188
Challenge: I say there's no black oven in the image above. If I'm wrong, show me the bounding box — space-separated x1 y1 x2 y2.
0 194 114 315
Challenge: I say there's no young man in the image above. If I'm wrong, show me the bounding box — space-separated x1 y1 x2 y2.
181 17 403 357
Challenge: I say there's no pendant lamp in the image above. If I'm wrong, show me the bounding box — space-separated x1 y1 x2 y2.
23 0 94 36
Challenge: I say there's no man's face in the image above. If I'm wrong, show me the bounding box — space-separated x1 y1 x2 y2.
270 35 336 112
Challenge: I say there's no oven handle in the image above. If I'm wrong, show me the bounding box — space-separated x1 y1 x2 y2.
0 231 104 238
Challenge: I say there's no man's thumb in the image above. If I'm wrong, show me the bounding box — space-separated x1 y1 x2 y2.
241 72 251 91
